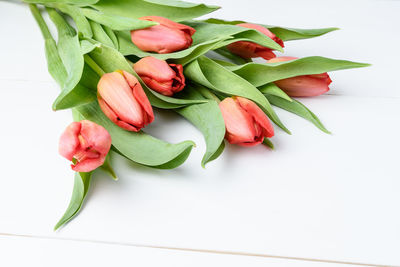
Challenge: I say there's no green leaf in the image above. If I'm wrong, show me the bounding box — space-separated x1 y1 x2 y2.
176 86 226 167
30 4 67 86
89 19 115 48
81 7 157 31
103 25 119 50
54 172 92 230
259 83 292 102
266 95 331 134
262 138 274 149
184 56 290 134
91 0 219 22
53 4 93 38
47 8 88 110
100 154 118 180
25 0 98 5
204 18 338 41
76 101 195 168
87 40 207 108
116 20 283 65
227 56 371 87
266 26 339 41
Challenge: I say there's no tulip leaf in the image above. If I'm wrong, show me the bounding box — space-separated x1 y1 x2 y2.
266 95 331 134
91 0 219 22
86 40 207 108
103 25 119 50
227 56 371 87
47 8 92 111
259 83 292 102
54 171 92 230
81 7 157 31
204 18 338 41
176 86 226 167
101 154 118 180
184 56 290 134
52 4 93 38
76 102 195 168
89 20 116 48
262 138 274 149
116 21 283 64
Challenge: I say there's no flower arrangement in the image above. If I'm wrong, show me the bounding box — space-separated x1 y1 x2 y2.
23 0 369 229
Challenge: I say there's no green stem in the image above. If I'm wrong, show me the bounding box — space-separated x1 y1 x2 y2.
196 86 221 103
29 4 53 40
84 54 105 76
262 138 274 150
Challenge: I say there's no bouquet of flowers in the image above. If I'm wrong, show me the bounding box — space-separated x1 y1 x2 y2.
23 0 368 229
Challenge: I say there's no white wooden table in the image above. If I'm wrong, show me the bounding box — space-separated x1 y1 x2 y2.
0 0 399 266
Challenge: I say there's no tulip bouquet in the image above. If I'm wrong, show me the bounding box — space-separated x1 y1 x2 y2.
24 0 368 229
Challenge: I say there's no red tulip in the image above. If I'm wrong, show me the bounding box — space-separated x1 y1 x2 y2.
227 23 284 60
219 97 274 146
97 70 154 132
59 120 112 172
268 57 332 97
133 56 185 96
131 16 196 54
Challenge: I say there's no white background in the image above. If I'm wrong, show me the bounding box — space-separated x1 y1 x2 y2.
1 0 399 266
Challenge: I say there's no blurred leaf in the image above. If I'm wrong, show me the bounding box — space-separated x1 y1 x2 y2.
54 172 92 230
25 0 98 5
227 56 371 87
92 0 219 22
53 4 93 38
266 95 330 134
89 19 115 48
185 56 290 134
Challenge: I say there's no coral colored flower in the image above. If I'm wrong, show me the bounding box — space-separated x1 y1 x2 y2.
227 23 284 60
134 56 185 96
97 71 154 132
131 16 196 54
268 57 332 97
59 120 112 172
219 97 274 146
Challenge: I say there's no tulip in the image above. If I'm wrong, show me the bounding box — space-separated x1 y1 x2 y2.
268 57 332 97
133 56 185 96
59 120 112 172
227 23 284 60
97 70 154 132
131 16 196 54
219 96 274 146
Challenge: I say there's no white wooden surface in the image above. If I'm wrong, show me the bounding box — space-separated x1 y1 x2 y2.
0 1 399 266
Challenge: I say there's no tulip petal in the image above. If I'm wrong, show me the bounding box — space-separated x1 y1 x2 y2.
72 157 106 173
219 98 257 144
236 97 274 138
140 16 196 36
274 75 331 97
134 56 176 82
237 23 284 47
98 72 145 127
79 120 112 155
267 56 298 63
59 122 81 161
122 71 154 126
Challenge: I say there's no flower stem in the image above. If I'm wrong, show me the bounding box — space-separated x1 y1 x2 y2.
29 4 53 41
84 54 105 76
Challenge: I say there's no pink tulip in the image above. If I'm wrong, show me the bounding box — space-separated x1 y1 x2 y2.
131 16 196 54
268 57 332 97
97 70 154 132
219 96 274 146
227 23 284 60
133 56 185 96
59 120 112 172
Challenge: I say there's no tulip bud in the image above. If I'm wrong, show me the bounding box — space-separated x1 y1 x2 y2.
131 16 196 54
227 23 284 60
133 56 185 96
59 120 112 172
219 97 274 146
97 70 154 132
268 57 332 97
